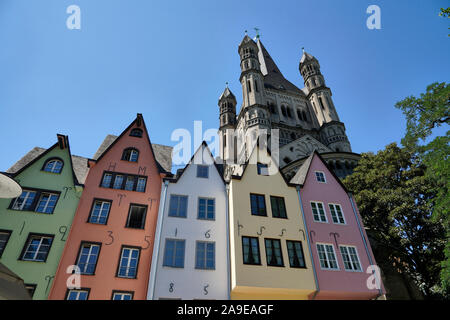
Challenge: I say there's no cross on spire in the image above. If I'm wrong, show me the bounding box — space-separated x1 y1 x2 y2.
254 27 260 39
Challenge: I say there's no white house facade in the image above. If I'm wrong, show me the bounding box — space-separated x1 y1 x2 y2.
147 142 229 300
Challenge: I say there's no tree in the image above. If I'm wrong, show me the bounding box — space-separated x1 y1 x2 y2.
343 143 446 298
439 7 450 36
395 82 450 296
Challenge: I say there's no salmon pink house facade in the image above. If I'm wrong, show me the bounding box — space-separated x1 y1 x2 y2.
49 114 172 300
291 151 385 299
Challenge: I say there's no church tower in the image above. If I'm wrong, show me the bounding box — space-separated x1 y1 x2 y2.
218 85 237 162
300 50 351 152
237 34 271 159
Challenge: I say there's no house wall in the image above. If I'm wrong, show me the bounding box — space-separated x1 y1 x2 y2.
49 122 163 300
229 147 316 300
0 145 82 300
299 155 383 299
149 147 228 300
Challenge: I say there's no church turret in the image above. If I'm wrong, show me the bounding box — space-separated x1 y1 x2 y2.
218 85 237 162
300 49 340 126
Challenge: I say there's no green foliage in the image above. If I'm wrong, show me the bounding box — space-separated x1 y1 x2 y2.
395 82 449 296
343 144 446 298
439 7 450 36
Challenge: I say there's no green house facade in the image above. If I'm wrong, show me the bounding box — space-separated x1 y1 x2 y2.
0 134 88 299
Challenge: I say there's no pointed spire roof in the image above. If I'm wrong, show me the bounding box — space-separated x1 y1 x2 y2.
300 50 317 65
219 85 236 102
238 34 256 49
256 39 306 96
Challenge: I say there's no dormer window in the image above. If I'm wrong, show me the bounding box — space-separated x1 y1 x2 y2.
315 171 326 183
130 129 143 138
121 148 139 162
42 159 63 174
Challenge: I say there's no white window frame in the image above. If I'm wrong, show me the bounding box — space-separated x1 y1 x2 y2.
12 190 37 211
77 243 100 274
310 201 328 223
35 193 59 213
316 243 339 271
118 247 140 278
315 171 326 183
328 203 346 225
89 200 110 224
136 177 146 192
113 175 124 189
112 292 133 300
67 289 89 300
44 160 63 173
22 236 53 261
101 173 112 188
339 245 363 272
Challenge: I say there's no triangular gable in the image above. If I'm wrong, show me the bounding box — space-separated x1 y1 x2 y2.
8 135 83 187
166 141 224 183
290 151 349 193
93 114 170 175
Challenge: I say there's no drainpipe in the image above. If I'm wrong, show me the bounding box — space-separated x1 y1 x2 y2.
225 184 231 300
348 193 383 297
147 180 169 300
296 186 319 300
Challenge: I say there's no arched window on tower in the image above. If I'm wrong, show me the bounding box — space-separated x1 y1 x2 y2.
281 105 287 117
254 80 258 92
287 107 292 118
247 80 252 93
302 111 308 122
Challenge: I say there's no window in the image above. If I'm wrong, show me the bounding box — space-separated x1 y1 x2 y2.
198 198 215 220
281 105 287 117
117 247 140 278
66 289 89 300
196 165 209 178
0 230 12 258
130 128 143 138
311 202 327 222
42 159 63 174
126 204 147 229
270 196 287 218
163 239 185 268
100 172 147 192
195 242 215 270
21 234 54 262
250 194 267 216
113 175 124 189
340 246 362 272
76 243 101 275
315 171 326 183
257 163 269 176
286 241 306 268
286 107 292 118
101 173 112 188
35 193 59 214
317 243 339 270
254 80 258 92
125 176 135 191
136 177 147 192
247 80 252 93
319 97 325 110
122 148 139 162
88 200 111 225
242 236 261 265
329 204 345 224
25 284 37 298
112 291 133 300
264 239 284 267
168 195 188 218
11 190 37 211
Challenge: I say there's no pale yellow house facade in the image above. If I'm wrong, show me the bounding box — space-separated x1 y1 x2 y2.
228 145 317 299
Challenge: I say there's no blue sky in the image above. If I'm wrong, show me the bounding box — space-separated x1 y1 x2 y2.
0 0 449 171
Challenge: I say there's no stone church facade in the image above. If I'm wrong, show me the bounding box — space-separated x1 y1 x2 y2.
218 34 360 180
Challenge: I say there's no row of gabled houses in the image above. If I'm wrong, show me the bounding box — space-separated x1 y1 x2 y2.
0 113 384 300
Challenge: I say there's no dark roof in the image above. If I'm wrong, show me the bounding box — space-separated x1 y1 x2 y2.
257 40 306 97
219 87 236 102
7 146 89 185
93 134 173 173
289 152 314 186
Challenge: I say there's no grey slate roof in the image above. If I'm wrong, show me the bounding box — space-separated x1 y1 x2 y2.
289 152 314 186
7 147 90 184
257 40 306 97
93 135 173 173
219 87 236 102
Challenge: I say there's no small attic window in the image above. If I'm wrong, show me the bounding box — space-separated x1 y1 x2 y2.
130 129 143 138
315 171 326 183
42 158 63 174
257 163 269 176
